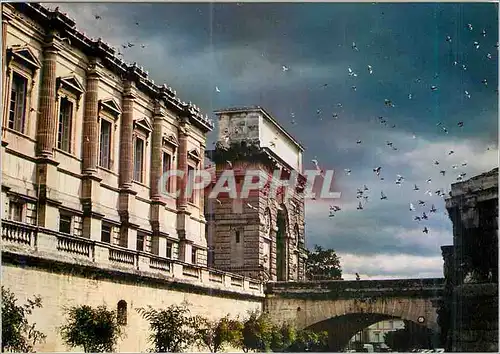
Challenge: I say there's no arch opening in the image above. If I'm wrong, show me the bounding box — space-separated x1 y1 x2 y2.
305 313 441 352
117 300 128 325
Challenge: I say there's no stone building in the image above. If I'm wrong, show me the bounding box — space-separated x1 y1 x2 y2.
441 167 498 352
1 3 266 351
205 106 308 282
2 2 212 265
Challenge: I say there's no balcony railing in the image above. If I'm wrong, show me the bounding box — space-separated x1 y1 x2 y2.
1 219 263 294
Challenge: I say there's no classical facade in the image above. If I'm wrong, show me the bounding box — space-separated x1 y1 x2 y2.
1 3 267 351
441 167 498 352
2 2 213 265
205 106 308 281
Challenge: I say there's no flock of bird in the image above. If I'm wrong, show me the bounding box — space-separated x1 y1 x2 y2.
84 5 497 237
289 21 496 235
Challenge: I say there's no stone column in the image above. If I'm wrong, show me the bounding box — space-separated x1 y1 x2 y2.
119 81 135 189
198 144 206 212
36 34 59 158
35 35 61 229
118 81 138 248
81 58 104 240
176 118 189 210
82 59 100 175
150 105 164 199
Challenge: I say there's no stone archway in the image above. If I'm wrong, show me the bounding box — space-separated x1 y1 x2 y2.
306 313 440 352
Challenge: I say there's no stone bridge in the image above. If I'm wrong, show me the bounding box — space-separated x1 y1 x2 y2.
265 278 444 351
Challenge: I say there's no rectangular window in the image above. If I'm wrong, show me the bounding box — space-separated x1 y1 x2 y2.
9 201 23 222
136 233 145 252
162 152 171 192
134 137 144 182
235 230 240 243
191 248 197 264
101 223 111 243
166 241 173 259
99 119 112 169
187 165 195 203
8 72 27 133
57 97 73 152
59 214 72 234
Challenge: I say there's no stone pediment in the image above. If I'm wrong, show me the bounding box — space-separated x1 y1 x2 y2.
56 75 85 98
7 46 41 71
98 98 121 117
188 148 201 161
134 117 153 133
162 133 178 147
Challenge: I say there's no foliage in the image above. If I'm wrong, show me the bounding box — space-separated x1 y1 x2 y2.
240 310 274 352
269 322 296 352
286 329 329 352
1 286 46 353
384 320 436 352
193 314 243 352
59 304 123 352
137 303 198 352
305 244 343 280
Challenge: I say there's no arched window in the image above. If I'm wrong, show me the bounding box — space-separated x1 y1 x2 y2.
117 300 127 325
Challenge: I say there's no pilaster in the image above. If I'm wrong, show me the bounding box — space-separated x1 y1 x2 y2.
36 33 59 158
119 81 135 189
82 58 101 175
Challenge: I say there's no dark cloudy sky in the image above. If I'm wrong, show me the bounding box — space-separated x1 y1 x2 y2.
50 2 498 280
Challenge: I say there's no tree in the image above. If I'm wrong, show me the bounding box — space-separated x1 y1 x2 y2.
1 286 46 352
240 310 274 352
287 329 329 352
137 303 198 352
306 245 343 280
59 304 123 352
193 314 243 352
269 322 296 352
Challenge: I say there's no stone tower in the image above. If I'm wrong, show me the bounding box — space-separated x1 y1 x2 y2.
205 106 308 282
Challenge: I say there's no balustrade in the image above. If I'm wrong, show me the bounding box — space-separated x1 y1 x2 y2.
1 219 36 246
1 219 263 294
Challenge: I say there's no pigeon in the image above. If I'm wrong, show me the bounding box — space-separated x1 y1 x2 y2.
414 216 421 221
363 185 369 191
410 203 415 211
408 93 413 100
423 227 429 234
386 141 393 147
482 79 488 86
446 35 452 42
440 170 446 176
425 190 433 197
448 150 454 155
384 99 394 107
352 42 359 51
467 24 473 31
422 212 428 220
94 14 102 20
332 113 339 119
461 162 468 167
330 205 341 212
418 200 426 206
380 191 387 200
351 85 357 91
344 169 352 176
329 211 335 218
452 164 458 169
431 85 438 91
348 67 357 77
487 53 492 59
373 167 381 176
368 65 373 74
430 204 437 213
413 184 420 191
462 64 467 71
464 91 471 99
481 29 487 37
434 160 440 165
215 86 221 93
282 65 289 72
356 139 362 144
457 121 464 127
473 41 480 49
357 201 364 210
355 273 361 281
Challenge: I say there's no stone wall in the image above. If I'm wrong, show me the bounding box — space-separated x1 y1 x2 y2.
443 167 499 352
2 262 262 352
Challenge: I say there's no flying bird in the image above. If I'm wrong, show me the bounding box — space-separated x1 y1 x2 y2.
367 65 373 74
355 273 361 281
344 169 352 176
430 204 437 213
413 184 420 191
215 86 221 93
409 203 415 211
423 227 429 234
282 65 289 72
357 201 364 210
380 191 387 200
